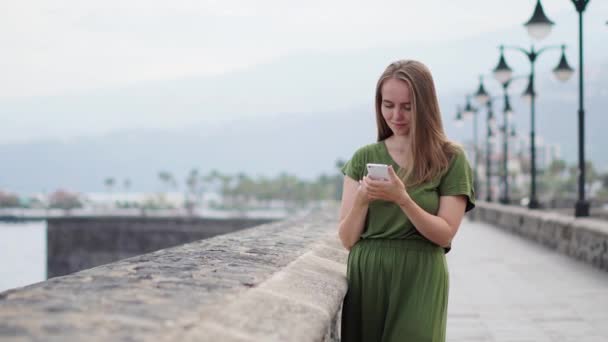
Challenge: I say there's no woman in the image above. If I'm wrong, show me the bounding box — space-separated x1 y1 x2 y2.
338 60 475 342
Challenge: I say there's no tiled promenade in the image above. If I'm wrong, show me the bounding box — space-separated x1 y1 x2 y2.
446 218 608 342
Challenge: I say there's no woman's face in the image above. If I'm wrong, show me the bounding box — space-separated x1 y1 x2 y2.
380 77 412 136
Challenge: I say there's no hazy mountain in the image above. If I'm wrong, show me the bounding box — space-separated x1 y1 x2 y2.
2 67 607 194
1 6 607 193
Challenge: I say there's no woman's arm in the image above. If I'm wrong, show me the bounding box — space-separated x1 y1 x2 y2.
364 165 468 248
337 176 369 251
397 195 467 247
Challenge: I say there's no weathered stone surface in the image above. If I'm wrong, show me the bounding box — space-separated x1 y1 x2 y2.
0 209 348 342
3 202 608 341
47 216 275 278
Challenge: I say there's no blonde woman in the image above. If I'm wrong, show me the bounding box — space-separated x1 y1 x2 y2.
338 60 475 342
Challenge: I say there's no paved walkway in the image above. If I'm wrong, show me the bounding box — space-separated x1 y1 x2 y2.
446 218 608 342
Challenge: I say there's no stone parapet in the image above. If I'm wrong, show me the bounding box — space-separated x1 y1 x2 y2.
47 216 275 277
0 209 348 342
469 202 608 271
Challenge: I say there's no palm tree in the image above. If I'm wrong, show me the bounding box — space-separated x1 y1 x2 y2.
158 171 177 192
334 158 347 200
104 177 116 193
185 168 200 216
123 178 131 192
219 174 233 208
104 177 116 209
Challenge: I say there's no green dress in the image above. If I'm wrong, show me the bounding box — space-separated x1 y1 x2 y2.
340 140 475 342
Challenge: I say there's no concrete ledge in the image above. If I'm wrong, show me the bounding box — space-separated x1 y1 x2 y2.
0 209 348 342
47 216 275 277
470 202 608 271
175 242 347 342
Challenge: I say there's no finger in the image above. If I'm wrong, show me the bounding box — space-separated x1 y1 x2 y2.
367 178 381 187
388 165 400 182
368 189 383 198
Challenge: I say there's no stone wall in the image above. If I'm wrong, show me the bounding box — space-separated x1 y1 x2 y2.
47 216 275 278
0 209 348 342
469 202 608 271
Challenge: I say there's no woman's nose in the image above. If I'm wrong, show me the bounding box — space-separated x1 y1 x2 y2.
392 108 404 118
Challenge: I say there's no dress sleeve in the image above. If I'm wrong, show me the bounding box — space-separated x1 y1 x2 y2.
438 148 476 212
341 146 367 181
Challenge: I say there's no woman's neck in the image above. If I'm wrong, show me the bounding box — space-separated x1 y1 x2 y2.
386 135 411 153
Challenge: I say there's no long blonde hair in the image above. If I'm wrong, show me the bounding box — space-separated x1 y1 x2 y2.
375 60 460 188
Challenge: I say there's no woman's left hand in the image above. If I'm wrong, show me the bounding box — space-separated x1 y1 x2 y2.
363 165 411 205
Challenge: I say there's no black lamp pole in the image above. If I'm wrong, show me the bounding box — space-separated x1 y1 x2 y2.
479 75 525 205
460 96 479 198
493 45 573 209
485 99 496 202
500 87 511 204
572 0 591 217
470 98 479 198
473 76 499 202
492 0 575 210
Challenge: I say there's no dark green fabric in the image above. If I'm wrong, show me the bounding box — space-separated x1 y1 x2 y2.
341 239 449 342
340 140 475 254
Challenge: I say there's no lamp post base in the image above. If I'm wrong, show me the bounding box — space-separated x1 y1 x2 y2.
574 200 590 217
528 198 540 209
499 197 510 205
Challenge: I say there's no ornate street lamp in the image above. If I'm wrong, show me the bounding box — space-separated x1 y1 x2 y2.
474 76 498 202
495 75 527 205
524 0 555 40
456 95 479 198
493 44 573 209
454 106 464 128
527 0 590 215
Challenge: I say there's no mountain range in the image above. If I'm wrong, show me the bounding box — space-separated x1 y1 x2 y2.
2 6 608 193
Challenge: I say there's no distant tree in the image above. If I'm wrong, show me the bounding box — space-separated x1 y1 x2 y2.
601 172 608 189
548 159 567 176
25 197 45 209
158 171 177 192
0 191 20 208
48 190 82 215
185 168 201 215
104 177 116 193
334 158 347 200
123 178 131 192
219 173 234 207
335 159 346 170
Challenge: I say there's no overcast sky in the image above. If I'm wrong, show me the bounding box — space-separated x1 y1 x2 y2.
1 0 579 98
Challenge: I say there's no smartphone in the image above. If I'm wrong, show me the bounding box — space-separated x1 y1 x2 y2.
366 163 390 181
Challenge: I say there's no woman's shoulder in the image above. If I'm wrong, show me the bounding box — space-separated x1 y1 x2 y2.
350 141 384 158
440 142 473 177
444 142 469 164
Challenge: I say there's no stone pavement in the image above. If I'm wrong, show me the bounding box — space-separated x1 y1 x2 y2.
446 218 608 342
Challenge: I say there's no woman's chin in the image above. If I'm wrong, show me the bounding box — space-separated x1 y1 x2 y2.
391 128 410 136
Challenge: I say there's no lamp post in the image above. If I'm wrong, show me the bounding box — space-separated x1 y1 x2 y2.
475 75 520 205
495 75 528 204
473 76 498 202
493 44 573 209
457 96 479 198
571 0 591 217
521 0 587 212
